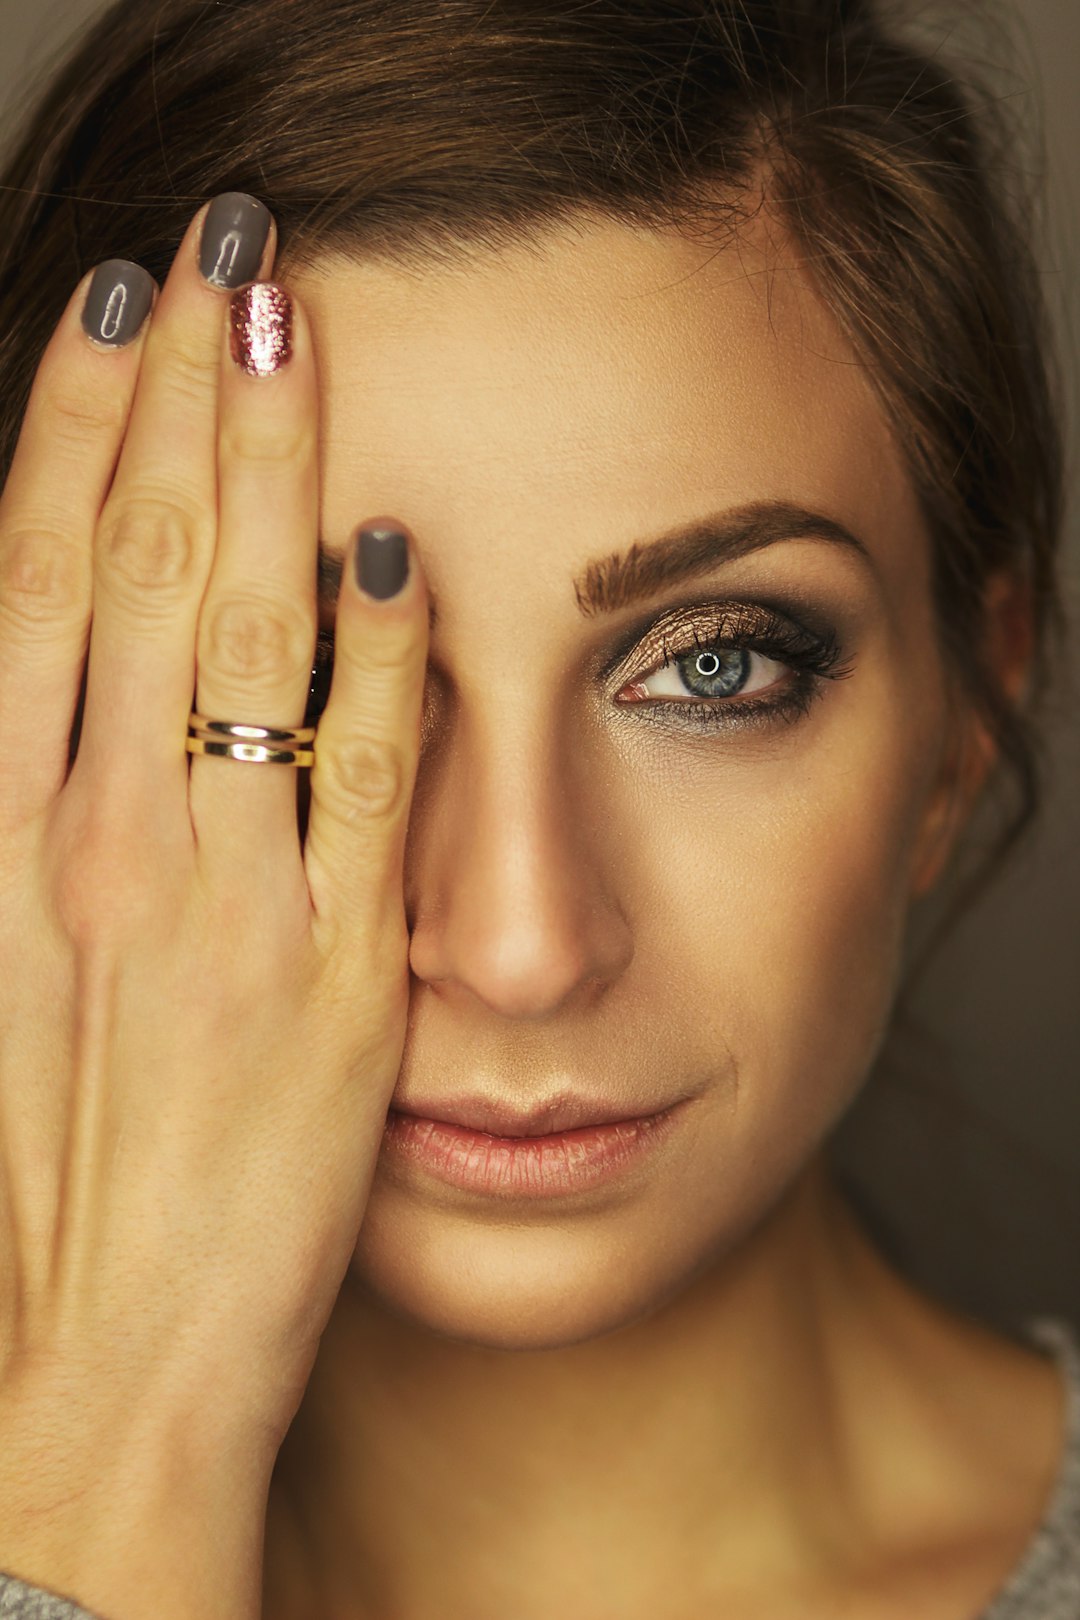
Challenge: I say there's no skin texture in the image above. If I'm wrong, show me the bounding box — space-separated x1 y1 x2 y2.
261 213 1062 1618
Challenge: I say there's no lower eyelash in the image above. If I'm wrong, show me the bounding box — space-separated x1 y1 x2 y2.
639 666 829 733
622 624 856 733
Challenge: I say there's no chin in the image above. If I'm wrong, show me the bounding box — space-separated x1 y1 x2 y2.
349 1184 712 1352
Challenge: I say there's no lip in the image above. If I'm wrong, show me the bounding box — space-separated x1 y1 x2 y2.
389 1093 660 1137
381 1100 684 1200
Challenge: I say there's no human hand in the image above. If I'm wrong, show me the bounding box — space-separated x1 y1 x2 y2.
0 193 428 1618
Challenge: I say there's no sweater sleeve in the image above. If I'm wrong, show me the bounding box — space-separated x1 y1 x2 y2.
0 1572 104 1619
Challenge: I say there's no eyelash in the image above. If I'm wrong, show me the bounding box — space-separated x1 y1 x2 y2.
304 602 857 733
612 601 856 733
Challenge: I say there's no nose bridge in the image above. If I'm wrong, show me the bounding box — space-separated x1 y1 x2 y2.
407 692 633 1019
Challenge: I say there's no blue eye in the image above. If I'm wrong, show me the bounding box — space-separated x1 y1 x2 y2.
633 642 781 701
614 602 856 733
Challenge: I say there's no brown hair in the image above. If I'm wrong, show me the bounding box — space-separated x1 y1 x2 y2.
0 0 1066 995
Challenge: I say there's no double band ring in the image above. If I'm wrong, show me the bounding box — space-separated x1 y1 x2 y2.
185 712 316 768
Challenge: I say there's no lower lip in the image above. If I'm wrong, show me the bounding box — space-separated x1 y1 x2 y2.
381 1105 681 1199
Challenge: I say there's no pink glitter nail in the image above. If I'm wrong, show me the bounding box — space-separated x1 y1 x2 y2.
229 283 293 375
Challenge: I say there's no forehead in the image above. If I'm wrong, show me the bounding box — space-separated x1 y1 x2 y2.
288 211 925 603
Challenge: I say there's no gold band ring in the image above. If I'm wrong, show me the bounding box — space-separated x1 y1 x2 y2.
185 735 315 766
186 711 316 768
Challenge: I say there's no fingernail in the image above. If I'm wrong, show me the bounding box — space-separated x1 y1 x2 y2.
229 283 293 375
81 259 155 346
199 192 272 289
355 525 410 600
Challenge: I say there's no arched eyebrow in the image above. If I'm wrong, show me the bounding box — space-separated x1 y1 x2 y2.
571 499 878 618
315 499 876 627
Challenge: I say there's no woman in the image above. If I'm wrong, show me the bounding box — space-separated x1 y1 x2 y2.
0 0 1074 1616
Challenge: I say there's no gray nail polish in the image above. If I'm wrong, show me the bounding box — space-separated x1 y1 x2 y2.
356 526 410 600
198 192 272 289
81 260 155 346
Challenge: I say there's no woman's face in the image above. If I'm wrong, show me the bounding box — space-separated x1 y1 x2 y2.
288 211 958 1352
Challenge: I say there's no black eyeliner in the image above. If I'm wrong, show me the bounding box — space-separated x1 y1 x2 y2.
609 598 856 736
595 588 849 685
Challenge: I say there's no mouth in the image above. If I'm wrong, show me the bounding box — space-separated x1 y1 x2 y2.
381 1095 687 1200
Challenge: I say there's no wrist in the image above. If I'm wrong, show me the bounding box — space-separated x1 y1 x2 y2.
0 1354 274 1620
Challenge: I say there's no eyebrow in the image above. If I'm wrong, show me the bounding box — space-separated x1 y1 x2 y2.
570 499 877 617
315 498 876 623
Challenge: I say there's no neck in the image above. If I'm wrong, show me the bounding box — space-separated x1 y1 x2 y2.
263 1161 971 1619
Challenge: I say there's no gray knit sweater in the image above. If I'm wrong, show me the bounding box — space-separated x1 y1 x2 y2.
2 1316 1077 1619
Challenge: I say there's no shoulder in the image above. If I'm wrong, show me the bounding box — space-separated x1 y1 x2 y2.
975 1317 1080 1620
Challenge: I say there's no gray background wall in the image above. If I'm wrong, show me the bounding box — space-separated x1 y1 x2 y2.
1 0 1077 1338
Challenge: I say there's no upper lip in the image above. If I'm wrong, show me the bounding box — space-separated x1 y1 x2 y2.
388 1094 668 1137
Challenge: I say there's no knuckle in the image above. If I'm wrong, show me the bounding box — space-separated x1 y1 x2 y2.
317 732 406 821
0 528 86 629
50 810 158 947
48 383 128 446
338 623 418 681
219 416 316 471
160 334 222 403
52 853 113 946
96 496 203 599
317 914 409 1006
203 596 312 685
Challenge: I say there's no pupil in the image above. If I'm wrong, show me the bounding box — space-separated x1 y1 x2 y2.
676 644 747 698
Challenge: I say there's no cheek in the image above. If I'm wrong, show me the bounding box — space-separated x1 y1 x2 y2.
634 681 942 1178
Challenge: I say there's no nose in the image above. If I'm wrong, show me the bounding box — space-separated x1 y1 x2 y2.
406 728 634 1020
